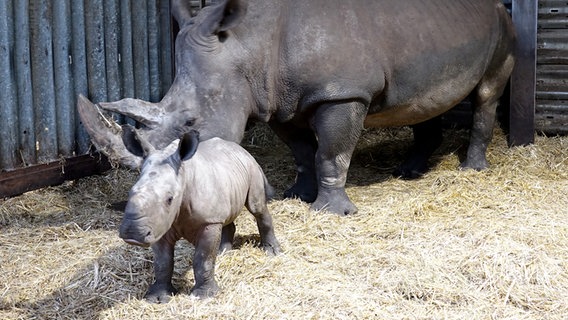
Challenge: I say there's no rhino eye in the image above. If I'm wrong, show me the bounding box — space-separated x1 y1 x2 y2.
184 119 195 127
166 197 173 206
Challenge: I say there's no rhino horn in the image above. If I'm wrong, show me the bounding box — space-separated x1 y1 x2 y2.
77 94 142 169
98 98 164 128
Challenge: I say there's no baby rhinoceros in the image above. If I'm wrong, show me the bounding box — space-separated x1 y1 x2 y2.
119 125 281 303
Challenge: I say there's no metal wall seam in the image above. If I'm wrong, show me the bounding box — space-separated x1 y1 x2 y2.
148 0 162 103
71 0 90 155
159 0 172 97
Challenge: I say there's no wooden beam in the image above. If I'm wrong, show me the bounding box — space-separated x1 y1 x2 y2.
509 0 538 146
0 153 111 198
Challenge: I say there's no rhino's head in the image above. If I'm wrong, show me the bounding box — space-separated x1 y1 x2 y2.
119 126 199 247
77 0 252 168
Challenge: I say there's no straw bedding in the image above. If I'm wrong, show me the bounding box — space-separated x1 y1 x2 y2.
1 125 567 319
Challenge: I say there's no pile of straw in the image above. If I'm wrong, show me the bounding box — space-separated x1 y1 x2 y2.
1 125 567 319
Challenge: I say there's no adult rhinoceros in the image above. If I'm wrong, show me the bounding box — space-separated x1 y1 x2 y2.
78 0 515 215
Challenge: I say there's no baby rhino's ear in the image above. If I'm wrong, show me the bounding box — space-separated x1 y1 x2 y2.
178 130 200 161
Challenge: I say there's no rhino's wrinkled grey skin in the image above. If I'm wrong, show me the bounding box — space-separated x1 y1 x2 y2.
78 0 515 216
119 127 280 303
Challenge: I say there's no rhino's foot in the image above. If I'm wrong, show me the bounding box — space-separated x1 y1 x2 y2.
283 183 317 203
190 280 220 299
218 241 233 254
310 187 357 216
261 238 282 256
393 156 428 180
144 282 178 304
459 157 488 171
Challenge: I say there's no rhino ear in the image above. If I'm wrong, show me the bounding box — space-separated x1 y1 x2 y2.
122 124 155 158
171 0 193 28
178 130 200 161
201 0 247 36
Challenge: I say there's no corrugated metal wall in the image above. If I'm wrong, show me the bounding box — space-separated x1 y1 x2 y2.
190 0 210 10
0 0 173 172
536 0 568 134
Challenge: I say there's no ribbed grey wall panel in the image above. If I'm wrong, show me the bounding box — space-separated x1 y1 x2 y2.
14 1 35 167
30 0 58 163
53 0 74 157
132 3 150 102
0 1 18 169
536 0 568 134
0 0 173 172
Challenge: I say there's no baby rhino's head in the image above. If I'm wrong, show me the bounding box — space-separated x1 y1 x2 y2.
118 126 199 247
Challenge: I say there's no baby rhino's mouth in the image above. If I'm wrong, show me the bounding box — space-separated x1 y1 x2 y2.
122 238 151 248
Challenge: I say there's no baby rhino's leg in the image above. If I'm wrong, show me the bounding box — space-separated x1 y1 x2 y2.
253 207 281 255
146 236 178 303
246 175 281 255
191 223 222 298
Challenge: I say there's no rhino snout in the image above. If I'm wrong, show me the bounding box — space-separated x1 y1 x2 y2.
119 216 155 247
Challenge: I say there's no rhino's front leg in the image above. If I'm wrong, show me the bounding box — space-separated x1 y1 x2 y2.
268 122 318 203
219 222 235 253
191 223 222 298
145 236 178 303
310 101 367 215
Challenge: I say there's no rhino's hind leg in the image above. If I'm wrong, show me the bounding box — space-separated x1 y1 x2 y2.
461 100 495 170
146 238 178 303
191 224 222 298
253 209 281 256
462 53 515 170
394 116 443 179
246 192 281 255
310 101 367 216
268 122 318 203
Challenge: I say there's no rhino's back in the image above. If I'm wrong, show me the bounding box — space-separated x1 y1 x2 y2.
245 0 512 126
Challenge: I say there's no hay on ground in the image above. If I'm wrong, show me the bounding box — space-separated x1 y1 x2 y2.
1 125 568 319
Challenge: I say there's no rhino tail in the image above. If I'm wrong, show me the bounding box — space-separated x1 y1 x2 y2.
263 174 276 201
